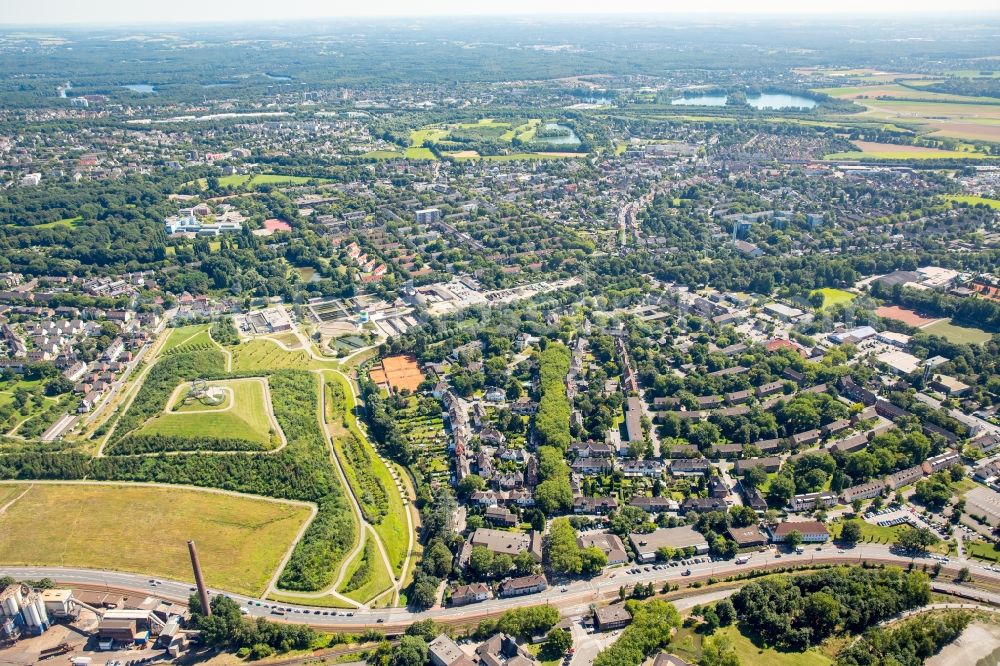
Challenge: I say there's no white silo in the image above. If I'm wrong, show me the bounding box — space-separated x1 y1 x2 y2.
23 601 41 628
1 595 17 618
32 595 49 627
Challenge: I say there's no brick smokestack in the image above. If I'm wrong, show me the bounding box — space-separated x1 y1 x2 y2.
187 540 211 617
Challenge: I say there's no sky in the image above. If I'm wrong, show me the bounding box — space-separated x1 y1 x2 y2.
1 0 998 25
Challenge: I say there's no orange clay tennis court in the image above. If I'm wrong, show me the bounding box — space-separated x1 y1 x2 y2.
369 355 425 393
875 305 939 328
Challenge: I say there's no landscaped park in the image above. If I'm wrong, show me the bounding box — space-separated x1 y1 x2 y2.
0 323 415 608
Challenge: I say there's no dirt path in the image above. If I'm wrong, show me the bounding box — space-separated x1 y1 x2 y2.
0 484 33 515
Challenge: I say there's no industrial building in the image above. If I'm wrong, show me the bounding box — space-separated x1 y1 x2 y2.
0 583 51 642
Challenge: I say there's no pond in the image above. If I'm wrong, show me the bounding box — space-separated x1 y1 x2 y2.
671 93 817 110
534 123 582 146
122 84 156 93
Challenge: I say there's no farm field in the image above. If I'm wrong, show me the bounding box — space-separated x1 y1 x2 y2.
811 287 855 309
816 83 994 104
825 141 992 160
138 378 279 448
921 318 993 344
0 483 313 596
945 195 1000 209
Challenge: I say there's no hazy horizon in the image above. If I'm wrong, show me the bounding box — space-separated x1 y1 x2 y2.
3 1 999 27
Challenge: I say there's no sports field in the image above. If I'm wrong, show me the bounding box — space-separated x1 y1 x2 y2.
0 483 313 596
945 195 1000 210
921 319 992 345
138 378 279 448
875 305 938 328
191 173 328 189
811 287 855 309
368 355 425 393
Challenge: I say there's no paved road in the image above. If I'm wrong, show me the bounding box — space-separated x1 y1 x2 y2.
6 543 999 630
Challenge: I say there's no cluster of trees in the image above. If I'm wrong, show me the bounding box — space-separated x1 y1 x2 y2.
545 518 607 576
535 445 573 515
467 545 537 582
535 342 572 450
473 604 559 640
837 611 971 666
339 431 390 524
190 595 315 659
406 491 459 609
731 567 931 650
592 600 682 666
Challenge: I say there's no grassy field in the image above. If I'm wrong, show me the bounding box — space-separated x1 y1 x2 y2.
945 194 1000 210
232 338 337 372
138 378 279 448
267 591 354 609
191 173 327 189
811 288 855 309
966 539 1000 562
338 528 394 604
326 371 410 577
161 324 214 354
921 319 993 345
671 625 834 666
0 483 312 596
403 147 437 160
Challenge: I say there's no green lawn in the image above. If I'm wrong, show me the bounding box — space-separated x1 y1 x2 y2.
190 173 327 189
921 319 993 345
811 288 856 309
138 378 279 448
944 194 1000 210
671 625 834 666
966 539 1000 562
403 146 437 160
715 626 835 666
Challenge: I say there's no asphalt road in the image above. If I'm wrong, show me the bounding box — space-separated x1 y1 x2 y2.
5 542 999 630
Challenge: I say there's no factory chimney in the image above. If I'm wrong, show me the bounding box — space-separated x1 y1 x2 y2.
187 540 211 617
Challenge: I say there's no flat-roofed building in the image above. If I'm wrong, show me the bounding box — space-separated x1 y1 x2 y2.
629 526 709 562
728 526 767 548
594 604 633 631
430 634 476 666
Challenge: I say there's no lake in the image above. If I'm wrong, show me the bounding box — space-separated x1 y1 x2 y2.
122 84 156 93
671 93 817 110
535 123 582 146
264 73 293 81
